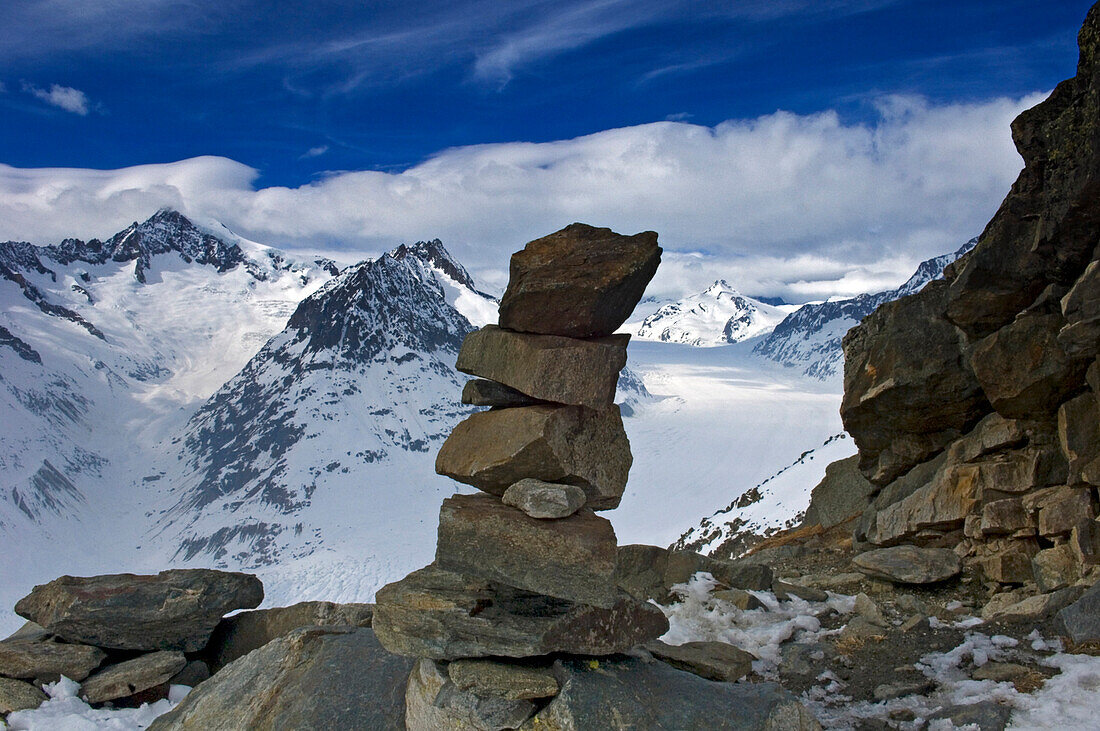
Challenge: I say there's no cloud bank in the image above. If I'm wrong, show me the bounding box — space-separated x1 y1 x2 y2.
0 93 1042 301
23 83 91 115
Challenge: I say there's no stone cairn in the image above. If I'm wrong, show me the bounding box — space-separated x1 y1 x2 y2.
372 223 669 727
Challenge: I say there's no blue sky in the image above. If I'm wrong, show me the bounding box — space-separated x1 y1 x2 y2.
0 0 1093 300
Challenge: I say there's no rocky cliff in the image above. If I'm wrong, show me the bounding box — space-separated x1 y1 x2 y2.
839 3 1100 592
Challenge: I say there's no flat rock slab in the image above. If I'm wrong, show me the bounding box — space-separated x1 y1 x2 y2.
437 493 617 607
148 627 413 731
852 545 961 584
0 677 47 715
644 640 754 682
0 640 105 683
461 379 542 408
502 479 587 519
406 658 538 731
436 404 631 510
1057 582 1100 644
447 659 559 700
497 223 661 338
81 651 187 704
16 569 263 652
372 564 668 660
204 600 373 672
456 325 628 409
525 655 819 730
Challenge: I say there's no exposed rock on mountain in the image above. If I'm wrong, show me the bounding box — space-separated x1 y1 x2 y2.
754 239 976 379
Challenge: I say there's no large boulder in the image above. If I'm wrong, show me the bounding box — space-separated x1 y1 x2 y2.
456 326 628 409
841 281 989 485
435 405 631 510
0 640 105 683
80 651 187 704
497 223 661 338
436 493 618 608
15 570 263 652
523 655 819 730
970 313 1085 419
852 546 961 584
372 564 668 660
801 455 876 530
148 627 412 730
204 600 374 672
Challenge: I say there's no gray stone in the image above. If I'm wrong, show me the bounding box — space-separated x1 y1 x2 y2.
0 640 105 683
435 404 631 510
522 655 820 730
643 640 754 682
436 493 618 607
15 569 263 652
372 564 668 660
853 593 887 627
1056 581 1100 643
81 651 187 704
204 600 373 672
0 677 47 715
406 658 537 731
447 659 559 700
502 479 586 519
712 588 766 611
1060 260 1100 359
801 455 876 530
985 587 1085 621
927 701 1011 731
1059 392 1100 484
774 581 829 603
1032 545 1081 591
872 679 934 701
148 627 412 731
462 379 542 408
971 662 1033 683
456 325 628 409
497 223 661 339
852 546 961 584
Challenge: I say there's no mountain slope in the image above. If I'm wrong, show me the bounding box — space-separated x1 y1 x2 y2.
753 238 977 379
635 280 795 346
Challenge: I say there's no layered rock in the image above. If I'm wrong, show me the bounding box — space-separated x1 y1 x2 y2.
831 4 1100 597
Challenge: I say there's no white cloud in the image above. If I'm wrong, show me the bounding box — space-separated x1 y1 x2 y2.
0 93 1044 301
23 83 91 115
300 145 329 159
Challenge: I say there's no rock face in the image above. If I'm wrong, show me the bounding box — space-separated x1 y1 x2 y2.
456 325 628 408
435 404 631 510
15 570 263 652
497 223 661 338
837 4 1100 595
148 627 412 731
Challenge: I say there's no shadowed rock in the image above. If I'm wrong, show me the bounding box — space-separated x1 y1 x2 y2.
461 379 542 408
372 564 668 660
80 651 187 704
436 493 618 607
15 570 263 652
456 325 628 409
435 405 631 510
498 223 661 338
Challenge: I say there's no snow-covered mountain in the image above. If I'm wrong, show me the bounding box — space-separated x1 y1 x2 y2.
634 280 796 346
753 238 977 379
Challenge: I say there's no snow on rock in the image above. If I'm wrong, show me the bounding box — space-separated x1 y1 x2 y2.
754 238 977 380
4 677 187 730
634 280 795 346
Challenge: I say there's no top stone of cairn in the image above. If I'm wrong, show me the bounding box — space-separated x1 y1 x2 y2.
498 223 661 338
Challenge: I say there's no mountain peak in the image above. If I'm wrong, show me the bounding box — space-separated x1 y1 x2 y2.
389 238 476 290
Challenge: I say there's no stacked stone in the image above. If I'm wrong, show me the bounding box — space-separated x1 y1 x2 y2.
372 223 668 727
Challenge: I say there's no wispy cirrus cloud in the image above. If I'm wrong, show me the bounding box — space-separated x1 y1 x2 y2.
22 83 91 115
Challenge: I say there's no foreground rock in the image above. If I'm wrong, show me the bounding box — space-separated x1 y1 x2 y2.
852 546 961 584
80 651 187 704
526 655 818 730
148 627 412 730
204 600 374 672
435 405 631 509
456 325 628 408
372 565 668 660
15 570 263 652
497 223 661 338
644 640 754 682
1056 582 1100 644
406 659 540 730
436 493 618 607
0 678 47 715
0 640 105 683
